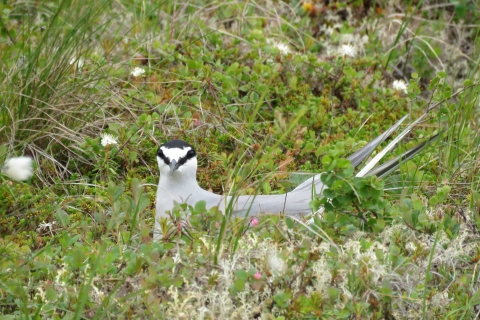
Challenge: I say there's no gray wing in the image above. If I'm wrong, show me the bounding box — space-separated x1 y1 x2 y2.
229 188 320 217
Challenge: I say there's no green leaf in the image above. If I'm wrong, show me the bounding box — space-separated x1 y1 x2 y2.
187 59 202 70
418 214 428 224
427 76 440 90
273 291 291 308
191 200 206 214
70 248 85 269
376 218 385 229
55 209 70 227
235 269 249 281
107 182 124 202
262 180 271 193
327 287 340 300
136 193 150 214
324 203 334 215
226 62 239 74
234 278 245 291
288 75 298 90
429 195 439 206
454 3 467 19
46 286 58 301
301 142 316 155
286 217 295 229
189 96 200 104
321 155 332 165
375 249 385 261
327 159 337 171
323 189 335 198
257 84 268 93
343 66 357 78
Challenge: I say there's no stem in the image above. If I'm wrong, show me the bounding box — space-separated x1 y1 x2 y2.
0 175 18 201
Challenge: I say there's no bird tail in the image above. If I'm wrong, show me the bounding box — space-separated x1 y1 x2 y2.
342 113 442 178
347 115 408 168
363 132 442 178
291 114 440 194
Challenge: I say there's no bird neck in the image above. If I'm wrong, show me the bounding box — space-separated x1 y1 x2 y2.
159 170 200 189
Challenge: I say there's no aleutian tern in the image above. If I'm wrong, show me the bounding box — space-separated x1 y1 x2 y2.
154 115 437 239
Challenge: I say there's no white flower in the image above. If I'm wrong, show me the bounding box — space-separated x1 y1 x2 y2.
267 38 292 55
392 79 408 94
101 133 118 147
69 57 84 68
267 255 287 275
1 156 34 181
37 221 56 232
276 42 291 55
406 242 416 253
339 44 356 58
130 67 145 77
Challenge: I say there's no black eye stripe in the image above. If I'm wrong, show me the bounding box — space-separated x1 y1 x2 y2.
156 144 196 166
157 149 170 165
177 149 196 166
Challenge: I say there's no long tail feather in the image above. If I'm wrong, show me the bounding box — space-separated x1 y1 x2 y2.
347 115 408 168
364 132 442 178
356 114 428 178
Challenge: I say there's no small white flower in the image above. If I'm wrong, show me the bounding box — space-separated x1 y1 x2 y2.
130 67 145 77
267 255 287 275
406 242 416 253
276 42 291 55
392 79 408 94
339 44 356 58
1 156 34 181
37 221 56 232
267 38 292 55
69 57 84 68
101 133 118 147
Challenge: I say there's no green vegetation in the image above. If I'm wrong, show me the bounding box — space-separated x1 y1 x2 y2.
1 0 479 318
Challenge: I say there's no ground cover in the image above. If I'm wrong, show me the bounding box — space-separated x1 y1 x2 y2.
0 0 479 318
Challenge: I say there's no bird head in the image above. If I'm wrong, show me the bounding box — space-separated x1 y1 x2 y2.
157 140 197 179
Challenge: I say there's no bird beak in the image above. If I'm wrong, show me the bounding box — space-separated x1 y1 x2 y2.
169 160 180 177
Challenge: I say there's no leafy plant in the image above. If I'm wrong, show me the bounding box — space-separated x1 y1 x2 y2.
311 156 390 234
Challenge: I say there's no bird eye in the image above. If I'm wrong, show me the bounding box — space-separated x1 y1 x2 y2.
187 150 195 157
157 149 165 158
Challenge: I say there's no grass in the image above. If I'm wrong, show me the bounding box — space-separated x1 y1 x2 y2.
1 0 480 318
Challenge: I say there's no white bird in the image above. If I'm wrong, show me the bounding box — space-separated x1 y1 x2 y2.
154 115 438 239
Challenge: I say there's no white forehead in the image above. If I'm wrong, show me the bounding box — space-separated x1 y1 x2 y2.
160 146 192 160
